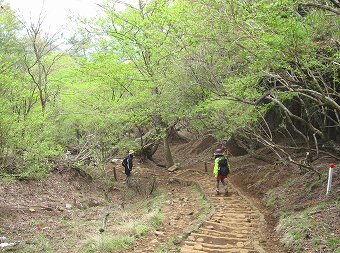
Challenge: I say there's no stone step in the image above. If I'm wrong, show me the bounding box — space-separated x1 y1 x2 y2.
209 219 255 226
202 224 246 231
184 240 255 250
181 244 258 253
202 221 252 234
204 221 255 230
199 228 249 239
187 232 248 245
212 215 254 222
175 169 265 253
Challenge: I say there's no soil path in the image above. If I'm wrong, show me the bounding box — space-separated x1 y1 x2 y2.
0 160 285 253
172 169 267 253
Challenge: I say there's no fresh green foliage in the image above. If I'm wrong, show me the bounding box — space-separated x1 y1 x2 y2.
1 3 339 253
1 0 339 177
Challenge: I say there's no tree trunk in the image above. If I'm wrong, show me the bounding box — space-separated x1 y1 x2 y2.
163 133 174 168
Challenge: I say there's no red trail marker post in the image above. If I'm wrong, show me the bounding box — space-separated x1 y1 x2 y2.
326 163 334 195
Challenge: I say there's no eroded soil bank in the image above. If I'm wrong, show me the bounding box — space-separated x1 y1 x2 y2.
230 151 339 253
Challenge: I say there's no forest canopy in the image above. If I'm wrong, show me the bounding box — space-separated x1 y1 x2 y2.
0 0 339 179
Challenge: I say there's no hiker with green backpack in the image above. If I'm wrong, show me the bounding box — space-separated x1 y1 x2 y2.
213 148 230 195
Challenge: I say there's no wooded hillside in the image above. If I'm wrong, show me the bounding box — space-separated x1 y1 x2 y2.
0 0 339 179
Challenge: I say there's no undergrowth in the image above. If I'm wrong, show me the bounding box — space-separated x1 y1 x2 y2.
192 183 212 222
276 201 339 253
77 188 166 253
9 234 55 253
155 236 181 253
79 235 134 253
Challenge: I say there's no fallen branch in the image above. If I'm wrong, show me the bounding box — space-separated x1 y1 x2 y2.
288 156 322 179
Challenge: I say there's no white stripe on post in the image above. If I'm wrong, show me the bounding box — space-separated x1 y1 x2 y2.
326 163 334 195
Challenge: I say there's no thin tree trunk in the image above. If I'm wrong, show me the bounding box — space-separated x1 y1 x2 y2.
163 133 174 168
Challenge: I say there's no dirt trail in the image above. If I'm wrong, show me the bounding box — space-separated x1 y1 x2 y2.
0 159 285 253
171 169 267 253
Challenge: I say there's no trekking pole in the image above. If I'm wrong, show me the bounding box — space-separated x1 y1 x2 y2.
326 163 334 195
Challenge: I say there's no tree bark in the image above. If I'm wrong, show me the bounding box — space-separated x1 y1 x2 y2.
163 133 174 168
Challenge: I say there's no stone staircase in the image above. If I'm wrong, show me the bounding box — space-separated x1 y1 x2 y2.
173 170 266 253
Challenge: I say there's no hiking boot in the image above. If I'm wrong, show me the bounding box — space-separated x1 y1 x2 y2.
224 191 229 196
216 191 220 195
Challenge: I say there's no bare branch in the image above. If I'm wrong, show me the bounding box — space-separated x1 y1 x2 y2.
329 0 340 8
304 2 340 15
296 88 340 111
